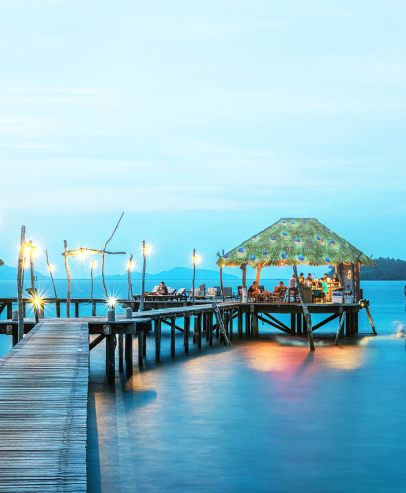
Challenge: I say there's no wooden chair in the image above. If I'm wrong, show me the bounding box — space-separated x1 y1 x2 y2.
266 288 287 303
174 288 186 300
223 287 233 300
286 287 298 303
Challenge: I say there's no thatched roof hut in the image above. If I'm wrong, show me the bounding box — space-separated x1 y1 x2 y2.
216 218 376 269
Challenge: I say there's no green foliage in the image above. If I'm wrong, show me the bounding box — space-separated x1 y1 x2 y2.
328 257 406 280
0 259 3 266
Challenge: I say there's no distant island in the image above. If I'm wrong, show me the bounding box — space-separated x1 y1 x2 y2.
0 265 238 281
328 257 406 280
95 267 239 281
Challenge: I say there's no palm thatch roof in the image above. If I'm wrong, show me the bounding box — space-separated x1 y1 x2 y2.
216 218 376 269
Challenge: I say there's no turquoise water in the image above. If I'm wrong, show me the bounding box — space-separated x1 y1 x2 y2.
1 280 406 492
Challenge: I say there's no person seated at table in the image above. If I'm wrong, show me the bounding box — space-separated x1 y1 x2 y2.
298 272 305 283
289 275 296 289
332 273 340 283
273 281 287 294
157 281 168 295
307 273 313 281
248 281 260 296
320 277 328 296
323 273 329 282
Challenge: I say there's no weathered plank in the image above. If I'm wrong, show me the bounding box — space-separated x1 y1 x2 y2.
0 320 88 492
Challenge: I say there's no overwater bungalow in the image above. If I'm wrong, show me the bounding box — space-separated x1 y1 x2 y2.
216 217 376 304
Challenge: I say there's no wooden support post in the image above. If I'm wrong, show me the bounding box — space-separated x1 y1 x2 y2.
138 329 144 366
143 327 147 357
229 310 233 340
75 302 79 318
251 306 258 338
171 317 176 357
296 313 302 334
223 310 228 336
204 313 209 341
92 301 96 317
209 313 213 347
291 313 296 335
216 314 220 339
106 334 116 384
335 311 346 345
125 334 133 377
23 301 26 318
303 314 307 334
12 310 18 346
354 311 359 334
56 300 60 318
238 308 243 338
106 309 115 382
245 310 250 337
17 225 25 342
155 319 161 362
197 314 202 349
345 310 352 337
184 316 190 354
118 334 124 372
7 303 12 320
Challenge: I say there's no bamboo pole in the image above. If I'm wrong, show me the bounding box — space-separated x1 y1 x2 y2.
241 264 247 289
365 305 377 335
90 260 95 301
101 212 124 297
17 226 25 341
44 249 57 302
293 264 315 350
219 267 225 302
127 254 133 300
64 240 71 318
29 241 39 324
192 248 196 305
139 241 147 312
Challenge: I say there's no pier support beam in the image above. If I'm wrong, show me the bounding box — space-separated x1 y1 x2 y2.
118 334 124 372
184 316 190 354
238 309 243 338
245 311 250 337
125 334 133 377
197 314 202 349
138 329 144 366
346 311 352 337
209 313 213 347
106 309 115 383
251 306 258 338
291 313 296 335
171 317 176 357
155 319 161 361
229 310 233 340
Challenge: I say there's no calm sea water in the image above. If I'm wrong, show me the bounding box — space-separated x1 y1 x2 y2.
1 280 406 492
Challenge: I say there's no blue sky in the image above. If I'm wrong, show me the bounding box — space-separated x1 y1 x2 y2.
0 0 405 279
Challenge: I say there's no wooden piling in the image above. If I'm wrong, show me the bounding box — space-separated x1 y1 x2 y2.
75 302 79 318
251 306 258 338
56 300 61 318
92 301 96 317
138 329 144 366
209 313 213 347
118 334 124 372
197 314 202 349
345 310 352 336
106 309 115 383
184 316 190 354
171 317 176 357
245 310 250 337
354 311 359 333
204 313 209 341
291 313 296 335
12 310 18 346
7 303 12 321
229 310 233 340
238 308 243 338
155 319 161 362
125 334 133 376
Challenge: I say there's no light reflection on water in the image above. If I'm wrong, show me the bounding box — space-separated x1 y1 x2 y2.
1 280 406 491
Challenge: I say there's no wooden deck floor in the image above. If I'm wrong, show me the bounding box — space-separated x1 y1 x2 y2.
0 321 89 492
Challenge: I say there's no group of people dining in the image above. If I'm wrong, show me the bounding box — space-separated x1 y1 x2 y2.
248 272 340 302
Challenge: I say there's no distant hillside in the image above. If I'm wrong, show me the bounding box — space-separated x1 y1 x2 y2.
328 257 406 280
0 264 50 280
95 267 239 280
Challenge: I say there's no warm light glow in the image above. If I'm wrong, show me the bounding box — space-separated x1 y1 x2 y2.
22 262 28 269
24 244 37 255
48 265 55 272
143 244 152 255
128 261 135 270
193 255 200 264
91 260 96 267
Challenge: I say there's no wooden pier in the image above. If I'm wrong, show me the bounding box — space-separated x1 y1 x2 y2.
0 320 89 492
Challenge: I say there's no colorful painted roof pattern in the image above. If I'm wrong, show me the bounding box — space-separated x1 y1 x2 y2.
216 218 377 269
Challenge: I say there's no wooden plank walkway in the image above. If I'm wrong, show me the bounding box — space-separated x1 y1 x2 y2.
0 321 89 492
